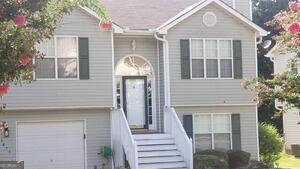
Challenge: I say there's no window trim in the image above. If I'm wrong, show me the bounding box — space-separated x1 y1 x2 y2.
34 35 79 80
192 113 233 153
189 38 234 79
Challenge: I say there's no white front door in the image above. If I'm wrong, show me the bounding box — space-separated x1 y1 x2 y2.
123 77 147 128
17 121 85 169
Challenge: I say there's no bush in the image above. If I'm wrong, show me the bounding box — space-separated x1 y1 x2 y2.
227 150 251 169
259 123 284 165
240 160 272 169
197 150 229 162
194 154 229 169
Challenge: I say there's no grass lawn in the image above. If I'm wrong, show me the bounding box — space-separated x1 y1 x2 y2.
277 153 300 169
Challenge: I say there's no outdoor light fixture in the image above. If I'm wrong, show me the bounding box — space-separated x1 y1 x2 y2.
0 121 9 137
262 40 272 49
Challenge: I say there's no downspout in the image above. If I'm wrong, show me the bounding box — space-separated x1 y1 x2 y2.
154 32 170 107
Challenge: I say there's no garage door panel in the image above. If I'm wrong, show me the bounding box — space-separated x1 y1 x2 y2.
17 121 85 169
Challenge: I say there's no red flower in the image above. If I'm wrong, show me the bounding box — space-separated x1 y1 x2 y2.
289 1 300 12
13 15 26 26
0 83 10 96
15 55 32 67
99 20 112 30
288 22 300 36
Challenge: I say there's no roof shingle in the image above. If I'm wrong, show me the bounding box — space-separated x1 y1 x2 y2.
101 0 202 30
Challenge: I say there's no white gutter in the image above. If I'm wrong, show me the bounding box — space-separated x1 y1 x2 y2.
154 32 171 107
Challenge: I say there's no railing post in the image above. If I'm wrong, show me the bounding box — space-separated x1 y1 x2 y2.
189 138 193 169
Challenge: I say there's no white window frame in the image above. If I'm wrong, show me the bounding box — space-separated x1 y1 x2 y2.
192 113 233 153
34 35 79 80
190 38 234 79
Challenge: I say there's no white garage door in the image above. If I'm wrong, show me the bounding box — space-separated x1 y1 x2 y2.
17 121 85 169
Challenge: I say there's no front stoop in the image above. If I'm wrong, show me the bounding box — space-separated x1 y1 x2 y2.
133 134 188 169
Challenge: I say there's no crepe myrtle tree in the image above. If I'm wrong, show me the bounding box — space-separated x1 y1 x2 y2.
0 0 112 97
244 0 300 113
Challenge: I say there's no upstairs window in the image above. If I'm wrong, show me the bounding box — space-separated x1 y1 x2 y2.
190 39 233 79
35 36 79 80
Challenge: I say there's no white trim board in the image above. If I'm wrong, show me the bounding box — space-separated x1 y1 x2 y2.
173 103 257 107
5 106 112 111
156 0 268 36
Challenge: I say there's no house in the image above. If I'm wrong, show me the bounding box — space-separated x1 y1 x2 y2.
0 0 267 168
266 50 300 154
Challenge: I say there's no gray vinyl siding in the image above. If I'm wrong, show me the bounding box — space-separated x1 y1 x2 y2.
283 108 300 150
113 36 161 130
223 0 251 19
175 105 259 160
235 0 252 19
223 0 234 7
167 3 257 106
2 9 113 109
0 108 112 169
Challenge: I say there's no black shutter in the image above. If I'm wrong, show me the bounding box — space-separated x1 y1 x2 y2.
231 114 241 150
180 39 191 79
79 37 90 80
183 115 193 140
233 40 243 79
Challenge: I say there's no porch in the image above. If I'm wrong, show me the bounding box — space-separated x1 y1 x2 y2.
111 107 193 169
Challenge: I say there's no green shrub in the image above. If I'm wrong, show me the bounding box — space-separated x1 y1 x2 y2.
227 150 250 169
259 123 284 165
194 154 229 169
244 160 272 169
197 150 229 162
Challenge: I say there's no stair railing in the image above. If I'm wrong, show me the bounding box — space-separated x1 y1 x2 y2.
164 107 193 169
111 108 138 169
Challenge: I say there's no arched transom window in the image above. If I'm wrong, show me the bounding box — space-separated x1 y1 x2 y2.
116 56 153 76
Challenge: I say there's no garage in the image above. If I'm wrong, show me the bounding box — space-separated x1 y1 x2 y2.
16 121 85 169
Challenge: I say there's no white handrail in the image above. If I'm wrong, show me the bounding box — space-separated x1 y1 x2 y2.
164 107 193 169
111 108 138 169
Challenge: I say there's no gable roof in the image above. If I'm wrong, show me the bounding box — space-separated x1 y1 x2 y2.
101 0 267 36
157 0 268 36
101 0 202 30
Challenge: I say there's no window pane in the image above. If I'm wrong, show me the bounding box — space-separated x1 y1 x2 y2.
195 134 212 152
192 59 204 78
58 58 77 78
35 58 55 79
213 114 230 133
220 59 232 78
194 115 211 133
116 56 152 76
36 39 55 56
220 40 232 58
57 37 77 58
205 40 217 58
206 59 218 78
191 39 203 58
214 133 231 150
